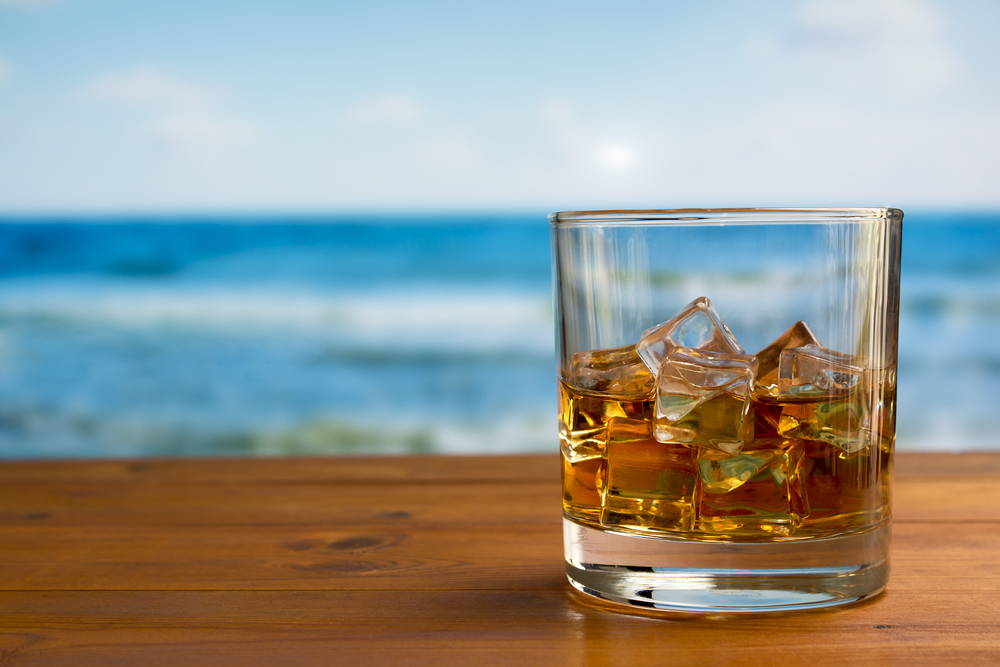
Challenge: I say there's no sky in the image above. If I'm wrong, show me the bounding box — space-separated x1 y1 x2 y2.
0 0 998 214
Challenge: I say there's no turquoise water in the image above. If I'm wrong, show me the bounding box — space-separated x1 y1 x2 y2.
0 212 996 457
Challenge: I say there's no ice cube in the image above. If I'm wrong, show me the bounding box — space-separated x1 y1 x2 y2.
564 344 655 398
636 297 743 374
750 395 784 438
697 440 807 536
779 346 864 396
558 375 651 464
698 450 773 494
562 455 605 523
797 438 886 529
775 346 871 453
652 347 758 454
777 400 869 453
753 321 820 397
601 417 697 533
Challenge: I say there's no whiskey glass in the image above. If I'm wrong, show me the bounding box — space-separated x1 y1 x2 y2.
551 208 902 612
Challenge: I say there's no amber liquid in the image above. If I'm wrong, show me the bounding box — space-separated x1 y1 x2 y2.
560 369 894 542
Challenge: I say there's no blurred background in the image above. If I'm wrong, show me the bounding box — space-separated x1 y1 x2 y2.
0 0 998 458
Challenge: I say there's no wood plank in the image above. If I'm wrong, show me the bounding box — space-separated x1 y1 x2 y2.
894 452 1000 477
2 523 998 592
0 481 563 527
0 523 564 591
3 452 1000 666
0 454 560 486
894 478 1000 522
2 589 999 666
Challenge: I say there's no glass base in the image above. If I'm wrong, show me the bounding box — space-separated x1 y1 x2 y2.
564 518 890 613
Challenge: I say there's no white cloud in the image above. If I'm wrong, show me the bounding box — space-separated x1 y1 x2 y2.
350 92 423 127
81 68 260 169
583 93 1000 208
85 68 217 109
153 112 258 153
786 0 960 89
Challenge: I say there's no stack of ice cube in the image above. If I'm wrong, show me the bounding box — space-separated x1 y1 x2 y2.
637 296 873 455
636 297 758 454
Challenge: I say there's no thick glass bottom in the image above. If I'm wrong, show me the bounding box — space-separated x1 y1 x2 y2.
564 517 890 613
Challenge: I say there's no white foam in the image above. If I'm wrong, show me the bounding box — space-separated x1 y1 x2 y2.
0 278 554 351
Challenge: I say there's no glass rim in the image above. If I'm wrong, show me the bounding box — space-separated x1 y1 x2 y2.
549 207 903 227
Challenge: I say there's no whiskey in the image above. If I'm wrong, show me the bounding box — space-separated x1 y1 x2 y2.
560 356 894 542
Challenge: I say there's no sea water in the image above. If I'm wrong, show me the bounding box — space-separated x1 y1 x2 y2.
0 212 997 458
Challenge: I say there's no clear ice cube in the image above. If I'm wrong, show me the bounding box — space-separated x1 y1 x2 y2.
564 344 655 398
797 438 886 527
779 345 864 396
601 417 698 532
753 321 820 397
636 297 743 374
652 347 758 454
697 440 807 536
562 455 605 522
558 373 650 462
698 450 773 494
776 346 871 453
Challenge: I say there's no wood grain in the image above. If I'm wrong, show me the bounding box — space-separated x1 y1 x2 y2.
0 454 559 486
0 481 564 527
1 452 999 666
1 522 998 592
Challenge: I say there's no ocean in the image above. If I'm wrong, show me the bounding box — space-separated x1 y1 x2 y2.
0 212 997 458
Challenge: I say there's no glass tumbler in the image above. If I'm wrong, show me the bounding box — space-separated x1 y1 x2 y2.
551 208 902 612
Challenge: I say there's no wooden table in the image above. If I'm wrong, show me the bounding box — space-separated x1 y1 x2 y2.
2 453 999 665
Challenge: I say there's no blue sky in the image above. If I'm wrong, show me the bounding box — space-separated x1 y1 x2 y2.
1 0 998 213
